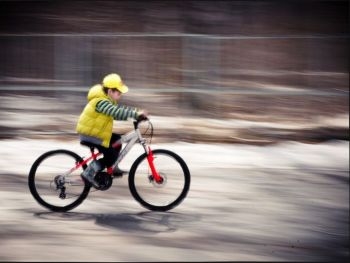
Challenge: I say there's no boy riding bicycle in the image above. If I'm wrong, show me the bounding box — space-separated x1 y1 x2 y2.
76 73 148 185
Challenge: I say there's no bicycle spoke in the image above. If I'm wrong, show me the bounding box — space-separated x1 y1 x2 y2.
28 150 90 212
129 149 190 211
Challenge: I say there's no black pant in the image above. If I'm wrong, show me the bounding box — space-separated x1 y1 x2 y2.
94 133 122 169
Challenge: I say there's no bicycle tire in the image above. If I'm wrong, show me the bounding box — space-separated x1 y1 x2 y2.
128 149 190 211
28 149 91 212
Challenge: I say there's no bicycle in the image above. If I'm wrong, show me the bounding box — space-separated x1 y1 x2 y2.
28 117 191 212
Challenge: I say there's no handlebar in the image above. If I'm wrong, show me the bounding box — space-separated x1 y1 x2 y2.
133 114 149 129
137 114 149 122
133 115 154 144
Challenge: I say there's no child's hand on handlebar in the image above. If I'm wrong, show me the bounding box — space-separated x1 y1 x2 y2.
137 110 148 121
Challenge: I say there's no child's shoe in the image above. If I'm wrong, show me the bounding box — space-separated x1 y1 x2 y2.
81 160 102 188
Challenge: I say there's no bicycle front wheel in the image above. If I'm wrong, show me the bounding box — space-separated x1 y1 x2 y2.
129 149 190 211
28 149 91 212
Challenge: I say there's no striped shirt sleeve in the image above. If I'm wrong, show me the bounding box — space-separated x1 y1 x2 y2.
96 100 138 120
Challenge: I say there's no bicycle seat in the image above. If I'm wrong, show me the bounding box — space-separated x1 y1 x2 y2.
80 141 99 151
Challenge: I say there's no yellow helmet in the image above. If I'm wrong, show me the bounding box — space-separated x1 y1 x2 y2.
102 73 129 93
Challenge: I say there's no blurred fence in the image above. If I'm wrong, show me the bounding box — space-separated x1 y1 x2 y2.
0 33 349 120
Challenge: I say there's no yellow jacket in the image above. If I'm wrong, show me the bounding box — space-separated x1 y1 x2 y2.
76 85 115 147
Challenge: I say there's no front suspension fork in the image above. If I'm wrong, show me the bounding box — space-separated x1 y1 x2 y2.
146 147 163 183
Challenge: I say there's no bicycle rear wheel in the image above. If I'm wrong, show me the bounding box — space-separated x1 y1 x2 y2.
28 149 91 212
129 149 190 211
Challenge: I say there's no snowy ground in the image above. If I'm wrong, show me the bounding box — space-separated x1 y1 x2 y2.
0 139 349 261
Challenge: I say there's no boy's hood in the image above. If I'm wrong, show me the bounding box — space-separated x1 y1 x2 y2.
87 84 110 102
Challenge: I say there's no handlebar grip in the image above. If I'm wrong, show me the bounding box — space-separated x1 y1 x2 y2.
137 114 148 122
134 114 149 129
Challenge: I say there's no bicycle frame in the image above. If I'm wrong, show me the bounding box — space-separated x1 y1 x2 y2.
113 128 144 165
72 120 162 183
